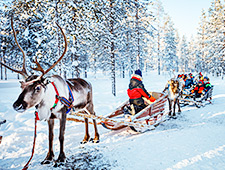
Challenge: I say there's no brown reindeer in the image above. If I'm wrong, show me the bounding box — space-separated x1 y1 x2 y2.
163 79 181 118
0 18 99 164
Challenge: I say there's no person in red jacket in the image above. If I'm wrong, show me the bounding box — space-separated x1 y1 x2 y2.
192 80 205 98
127 69 155 113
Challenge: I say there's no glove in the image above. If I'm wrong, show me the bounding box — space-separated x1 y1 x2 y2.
149 96 156 102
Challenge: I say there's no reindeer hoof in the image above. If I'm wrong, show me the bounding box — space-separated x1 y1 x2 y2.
41 159 53 165
168 115 177 120
80 136 92 144
41 152 54 164
89 138 100 143
80 139 90 144
56 152 66 163
172 115 177 119
80 140 88 144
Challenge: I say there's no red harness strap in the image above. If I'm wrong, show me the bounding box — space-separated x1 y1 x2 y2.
50 82 60 110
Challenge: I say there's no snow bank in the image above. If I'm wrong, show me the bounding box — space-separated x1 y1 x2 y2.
0 71 225 170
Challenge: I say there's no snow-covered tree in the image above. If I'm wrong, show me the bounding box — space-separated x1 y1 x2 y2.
151 0 165 75
179 36 189 72
162 16 177 73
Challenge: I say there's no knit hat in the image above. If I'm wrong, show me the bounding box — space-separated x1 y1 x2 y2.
198 80 203 84
135 69 142 77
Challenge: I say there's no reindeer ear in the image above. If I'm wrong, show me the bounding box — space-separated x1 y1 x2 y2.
19 81 26 89
43 78 51 86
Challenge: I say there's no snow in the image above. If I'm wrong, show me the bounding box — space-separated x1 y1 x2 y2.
0 71 225 170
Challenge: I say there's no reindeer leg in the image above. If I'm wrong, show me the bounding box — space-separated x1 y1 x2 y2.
173 99 176 117
56 109 67 163
86 102 100 143
92 118 100 143
81 118 90 144
168 99 172 116
41 119 54 164
177 99 181 113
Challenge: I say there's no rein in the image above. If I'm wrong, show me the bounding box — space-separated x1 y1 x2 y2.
22 112 38 170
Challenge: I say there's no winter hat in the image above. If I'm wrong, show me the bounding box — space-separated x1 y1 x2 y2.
198 80 203 84
135 69 142 77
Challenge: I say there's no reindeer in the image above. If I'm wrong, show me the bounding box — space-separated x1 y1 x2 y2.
163 79 181 118
0 18 99 164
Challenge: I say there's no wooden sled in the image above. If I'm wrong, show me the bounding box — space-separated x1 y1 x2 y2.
179 86 214 108
101 92 168 132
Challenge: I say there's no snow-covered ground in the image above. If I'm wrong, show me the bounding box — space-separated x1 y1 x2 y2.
0 71 225 170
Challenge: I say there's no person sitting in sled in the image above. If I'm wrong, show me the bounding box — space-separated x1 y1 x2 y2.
184 74 194 89
194 72 203 84
203 76 212 92
192 80 205 98
127 69 156 114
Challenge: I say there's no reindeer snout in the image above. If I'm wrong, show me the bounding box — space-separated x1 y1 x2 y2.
13 100 27 112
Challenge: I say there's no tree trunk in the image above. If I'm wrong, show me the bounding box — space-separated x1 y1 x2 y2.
157 3 161 75
4 66 7 80
0 56 2 80
135 0 140 69
110 0 116 96
56 0 62 76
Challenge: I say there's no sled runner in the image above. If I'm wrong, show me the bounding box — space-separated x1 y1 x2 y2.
179 85 213 108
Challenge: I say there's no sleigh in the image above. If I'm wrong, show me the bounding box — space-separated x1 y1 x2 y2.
179 86 213 108
100 92 168 132
67 92 168 133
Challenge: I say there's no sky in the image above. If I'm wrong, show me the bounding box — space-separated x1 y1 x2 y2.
161 0 212 40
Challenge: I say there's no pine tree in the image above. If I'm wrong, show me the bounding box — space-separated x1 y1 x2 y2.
162 16 177 73
151 0 165 75
179 36 189 72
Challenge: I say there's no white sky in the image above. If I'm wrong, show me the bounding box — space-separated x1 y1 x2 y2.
161 0 212 40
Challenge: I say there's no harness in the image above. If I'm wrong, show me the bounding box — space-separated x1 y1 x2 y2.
56 83 74 113
50 82 60 111
36 81 75 120
53 82 74 113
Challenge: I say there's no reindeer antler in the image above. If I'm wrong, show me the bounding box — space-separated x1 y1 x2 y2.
30 22 67 79
43 22 67 76
0 17 28 78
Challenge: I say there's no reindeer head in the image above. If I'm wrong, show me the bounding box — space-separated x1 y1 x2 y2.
0 17 67 113
13 75 47 112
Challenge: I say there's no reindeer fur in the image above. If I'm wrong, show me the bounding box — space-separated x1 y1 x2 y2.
13 75 99 164
164 79 181 117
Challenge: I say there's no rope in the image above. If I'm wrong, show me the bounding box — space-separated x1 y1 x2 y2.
66 117 102 125
69 110 167 130
22 113 38 170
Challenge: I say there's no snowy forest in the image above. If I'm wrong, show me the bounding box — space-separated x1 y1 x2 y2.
0 0 225 96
